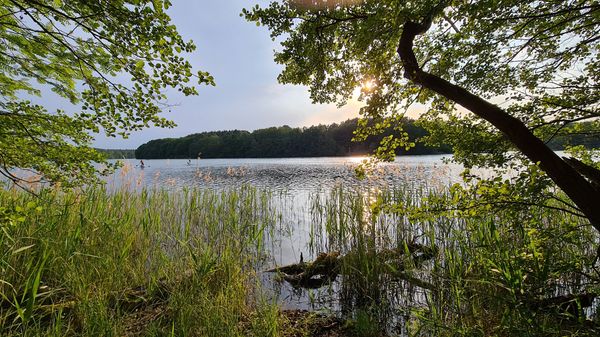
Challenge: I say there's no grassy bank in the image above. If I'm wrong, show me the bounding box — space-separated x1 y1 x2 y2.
2 184 599 336
1 186 281 336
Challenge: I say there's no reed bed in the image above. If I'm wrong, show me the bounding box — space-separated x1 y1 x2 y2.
307 185 600 336
1 181 598 336
0 185 280 336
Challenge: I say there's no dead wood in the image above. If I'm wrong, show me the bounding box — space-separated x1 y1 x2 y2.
265 243 437 290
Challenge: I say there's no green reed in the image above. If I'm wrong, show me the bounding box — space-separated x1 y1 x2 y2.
0 185 279 336
2 180 598 336
308 184 600 336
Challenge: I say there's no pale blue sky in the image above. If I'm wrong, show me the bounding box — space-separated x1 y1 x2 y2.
91 0 363 149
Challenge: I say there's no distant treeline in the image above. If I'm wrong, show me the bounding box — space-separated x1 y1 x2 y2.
547 122 600 150
134 119 600 160
135 118 452 159
96 148 136 159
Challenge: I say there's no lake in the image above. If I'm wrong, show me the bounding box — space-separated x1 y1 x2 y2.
108 155 463 192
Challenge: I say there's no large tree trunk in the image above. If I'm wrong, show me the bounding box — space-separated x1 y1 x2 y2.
398 20 600 229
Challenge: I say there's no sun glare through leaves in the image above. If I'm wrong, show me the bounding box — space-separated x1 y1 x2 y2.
361 79 376 92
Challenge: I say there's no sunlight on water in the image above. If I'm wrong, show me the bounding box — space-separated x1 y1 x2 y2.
347 155 369 164
107 155 461 192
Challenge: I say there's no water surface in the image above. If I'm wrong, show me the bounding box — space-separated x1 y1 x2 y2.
109 155 462 192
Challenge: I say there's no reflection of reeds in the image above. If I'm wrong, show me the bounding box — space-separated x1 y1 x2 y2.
308 185 427 331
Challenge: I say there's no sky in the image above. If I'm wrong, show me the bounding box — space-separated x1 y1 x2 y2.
89 0 364 149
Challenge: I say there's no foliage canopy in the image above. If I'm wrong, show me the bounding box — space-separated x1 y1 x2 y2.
244 0 600 225
0 0 213 187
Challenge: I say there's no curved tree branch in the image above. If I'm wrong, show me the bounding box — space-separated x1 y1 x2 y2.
398 18 600 229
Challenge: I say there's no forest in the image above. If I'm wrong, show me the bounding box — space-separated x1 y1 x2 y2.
134 118 448 159
96 149 136 159
135 118 599 159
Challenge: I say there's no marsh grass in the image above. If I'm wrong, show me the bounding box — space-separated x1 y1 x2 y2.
0 185 280 336
307 185 436 334
1 178 599 337
307 185 600 336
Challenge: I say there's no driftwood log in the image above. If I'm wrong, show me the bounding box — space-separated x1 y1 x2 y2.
266 243 437 289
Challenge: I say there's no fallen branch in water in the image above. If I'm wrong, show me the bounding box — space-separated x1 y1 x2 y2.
265 243 437 290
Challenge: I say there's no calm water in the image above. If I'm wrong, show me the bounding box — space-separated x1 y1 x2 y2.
108 155 462 192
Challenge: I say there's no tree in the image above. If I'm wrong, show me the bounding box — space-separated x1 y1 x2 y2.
0 0 213 188
243 0 600 228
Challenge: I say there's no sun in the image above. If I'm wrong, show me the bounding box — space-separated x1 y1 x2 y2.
361 79 376 92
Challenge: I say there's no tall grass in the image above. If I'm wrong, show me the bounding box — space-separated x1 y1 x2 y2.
2 180 598 336
307 184 600 336
0 185 280 336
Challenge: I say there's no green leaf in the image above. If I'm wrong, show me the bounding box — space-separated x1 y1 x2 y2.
0 0 209 188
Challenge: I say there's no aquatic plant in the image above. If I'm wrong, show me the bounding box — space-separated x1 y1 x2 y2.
302 184 600 336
